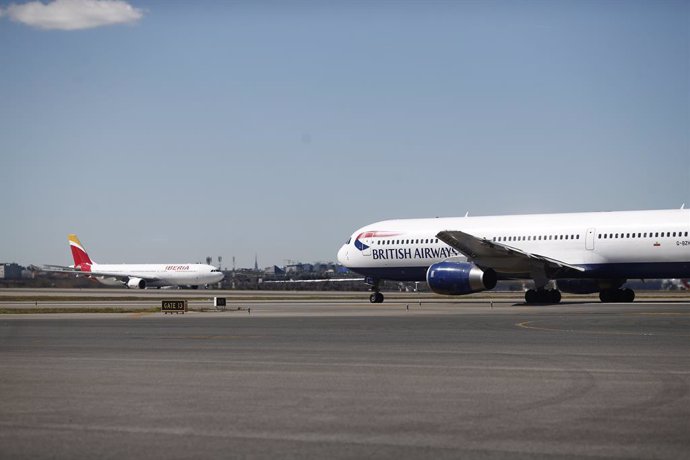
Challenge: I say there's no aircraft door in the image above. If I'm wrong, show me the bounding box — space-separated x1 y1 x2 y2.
586 228 596 250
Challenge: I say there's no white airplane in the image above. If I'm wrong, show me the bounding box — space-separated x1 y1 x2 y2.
337 208 690 304
42 234 224 289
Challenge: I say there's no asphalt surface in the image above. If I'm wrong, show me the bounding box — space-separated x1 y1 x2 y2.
1 297 690 459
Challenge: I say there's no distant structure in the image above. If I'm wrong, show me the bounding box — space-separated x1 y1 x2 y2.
0 263 25 280
254 254 259 271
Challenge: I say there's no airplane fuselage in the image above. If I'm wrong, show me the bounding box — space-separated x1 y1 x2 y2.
338 209 690 284
77 263 224 288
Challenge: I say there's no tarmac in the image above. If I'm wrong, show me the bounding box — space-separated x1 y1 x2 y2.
1 289 689 459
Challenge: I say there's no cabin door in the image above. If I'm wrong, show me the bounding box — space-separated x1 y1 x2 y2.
585 228 596 250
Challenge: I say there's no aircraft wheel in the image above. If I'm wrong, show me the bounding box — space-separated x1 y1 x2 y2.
525 289 537 304
599 289 611 303
550 290 562 304
623 288 635 303
369 292 384 303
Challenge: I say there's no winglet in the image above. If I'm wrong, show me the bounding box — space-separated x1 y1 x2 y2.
68 234 93 268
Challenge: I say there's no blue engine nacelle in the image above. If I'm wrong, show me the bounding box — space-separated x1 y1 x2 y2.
426 261 497 295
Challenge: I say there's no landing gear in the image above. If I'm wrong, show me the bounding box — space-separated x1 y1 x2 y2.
525 289 562 304
367 278 384 303
599 288 635 303
369 292 384 303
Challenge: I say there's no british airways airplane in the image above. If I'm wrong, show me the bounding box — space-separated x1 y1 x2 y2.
41 234 224 289
337 208 690 304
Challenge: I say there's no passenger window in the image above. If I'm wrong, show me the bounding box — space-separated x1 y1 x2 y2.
673 232 677 237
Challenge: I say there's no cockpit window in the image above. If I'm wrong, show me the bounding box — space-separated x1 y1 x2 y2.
346 237 351 244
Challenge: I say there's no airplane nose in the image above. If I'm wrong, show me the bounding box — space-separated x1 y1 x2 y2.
337 245 349 265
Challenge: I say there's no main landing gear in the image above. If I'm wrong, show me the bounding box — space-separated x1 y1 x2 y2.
525 289 562 304
599 288 635 303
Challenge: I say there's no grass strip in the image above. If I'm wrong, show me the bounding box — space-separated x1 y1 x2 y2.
0 307 162 314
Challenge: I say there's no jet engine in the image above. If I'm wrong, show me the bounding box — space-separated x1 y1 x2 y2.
426 261 497 295
127 277 146 289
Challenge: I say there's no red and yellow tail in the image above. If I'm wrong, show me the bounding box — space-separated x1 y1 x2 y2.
68 234 93 269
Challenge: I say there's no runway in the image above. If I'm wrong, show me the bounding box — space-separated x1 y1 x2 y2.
1 293 690 458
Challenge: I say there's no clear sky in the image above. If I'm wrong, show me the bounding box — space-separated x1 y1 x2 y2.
1 0 688 268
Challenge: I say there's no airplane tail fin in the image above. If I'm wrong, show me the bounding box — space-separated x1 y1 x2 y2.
68 234 94 267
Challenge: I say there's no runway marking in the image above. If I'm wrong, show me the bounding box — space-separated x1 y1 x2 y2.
515 320 690 337
3 355 690 376
630 312 690 316
0 419 548 452
162 335 266 340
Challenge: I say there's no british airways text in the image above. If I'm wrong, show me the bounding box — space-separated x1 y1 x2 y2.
371 247 459 260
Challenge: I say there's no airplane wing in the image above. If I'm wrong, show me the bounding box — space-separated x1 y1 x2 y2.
436 230 586 274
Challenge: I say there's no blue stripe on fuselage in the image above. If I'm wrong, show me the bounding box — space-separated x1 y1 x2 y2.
346 262 690 282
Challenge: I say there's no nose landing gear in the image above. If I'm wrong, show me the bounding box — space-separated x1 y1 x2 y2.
369 292 384 303
367 278 384 303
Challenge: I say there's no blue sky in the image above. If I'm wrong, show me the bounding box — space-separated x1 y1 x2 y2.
1 0 688 268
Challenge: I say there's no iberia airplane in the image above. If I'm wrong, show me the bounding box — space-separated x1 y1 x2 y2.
42 234 224 289
337 208 690 304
